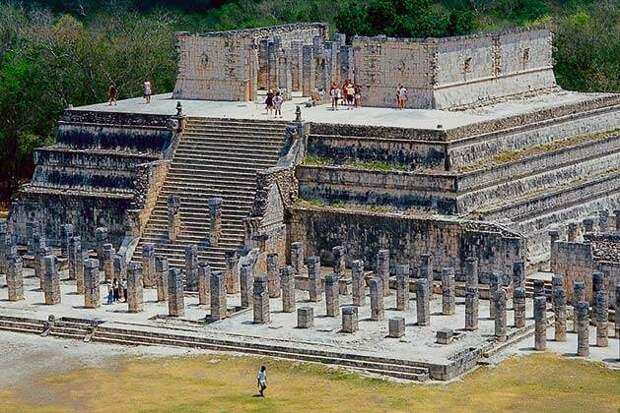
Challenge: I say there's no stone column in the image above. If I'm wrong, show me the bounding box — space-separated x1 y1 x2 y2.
155 257 169 302
224 250 240 294
369 278 384 321
34 243 49 283
548 228 560 246
376 249 390 296
113 254 126 282
420 254 433 296
614 209 620 232
281 266 296 313
95 227 108 270
185 245 199 292
341 306 358 333
167 268 185 317
465 257 478 289
239 264 253 309
599 210 609 232
167 195 181 242
67 236 82 281
489 272 500 319
352 259 366 306
573 281 586 332
43 255 61 305
6 253 24 301
266 253 280 298
253 275 270 324
582 218 594 233
208 197 223 247
592 271 604 295
60 223 74 257
27 221 41 254
464 287 478 331
553 286 567 342
83 258 100 308
324 273 339 317
567 222 578 241
290 242 304 274
302 45 315 96
141 243 156 288
127 262 144 313
513 287 526 328
494 288 507 341
441 267 456 315
594 290 608 347
415 279 430 326
512 261 525 290
388 317 405 338
307 256 322 302
395 264 409 311
575 301 589 356
332 245 346 279
534 296 547 351
297 307 314 328
0 221 8 275
616 284 620 339
77 251 88 294
102 243 115 283
210 270 227 321
197 262 210 306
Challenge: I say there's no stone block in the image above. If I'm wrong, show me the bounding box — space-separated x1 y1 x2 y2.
210 270 227 321
388 317 405 338
297 307 314 328
167 268 185 317
436 328 454 345
341 306 358 333
83 258 100 308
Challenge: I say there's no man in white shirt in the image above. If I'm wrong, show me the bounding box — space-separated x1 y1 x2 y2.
257 365 267 397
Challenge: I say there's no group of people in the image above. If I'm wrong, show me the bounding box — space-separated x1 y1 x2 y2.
107 79 153 106
264 89 285 118
106 277 128 305
329 80 361 110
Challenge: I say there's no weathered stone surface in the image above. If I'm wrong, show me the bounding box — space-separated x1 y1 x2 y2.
572 281 585 332
465 257 478 289
594 290 608 347
208 197 223 247
224 250 239 294
102 243 115 283
127 262 144 313
567 222 579 242
307 255 322 302
582 218 594 233
167 268 185 317
332 245 346 278
155 257 169 302
576 301 590 356
0 221 8 275
441 267 456 315
553 286 567 342
376 249 390 296
141 243 156 288
465 286 479 331
83 258 100 308
420 254 433 296
253 275 270 324
352 259 366 306
395 264 409 311
616 284 620 339
297 307 314 328
512 261 525 290
185 245 199 292
266 253 280 298
197 261 210 306
494 288 507 341
369 277 384 321
281 266 296 313
599 210 609 232
324 273 339 317
60 223 74 257
167 195 181 242
436 328 454 344
43 255 61 305
210 270 227 321
489 272 500 319
290 242 304 274
341 306 358 333
95 227 108 270
6 253 24 301
534 296 547 351
415 279 430 326
388 317 405 338
113 254 126 282
513 287 526 328
67 236 82 282
239 264 254 308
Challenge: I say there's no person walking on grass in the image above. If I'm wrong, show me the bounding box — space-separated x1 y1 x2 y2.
144 79 152 104
273 91 283 118
107 82 118 106
257 366 267 397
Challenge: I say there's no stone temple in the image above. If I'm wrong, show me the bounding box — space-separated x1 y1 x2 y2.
1 23 619 381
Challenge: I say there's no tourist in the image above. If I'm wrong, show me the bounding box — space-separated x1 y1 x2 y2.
265 89 274 115
112 278 120 302
329 82 340 110
106 284 114 305
396 84 408 109
144 79 152 104
257 365 267 397
107 83 118 106
354 85 361 108
273 91 283 118
122 279 128 302
345 81 355 107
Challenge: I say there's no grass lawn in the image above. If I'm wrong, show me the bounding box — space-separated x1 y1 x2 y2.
0 353 618 412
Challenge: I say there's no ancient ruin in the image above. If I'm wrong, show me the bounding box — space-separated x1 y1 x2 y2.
0 22 618 382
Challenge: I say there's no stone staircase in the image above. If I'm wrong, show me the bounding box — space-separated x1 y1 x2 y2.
132 117 289 271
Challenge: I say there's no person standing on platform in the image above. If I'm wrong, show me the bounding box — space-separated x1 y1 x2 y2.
107 83 118 106
144 79 152 104
396 84 408 109
273 91 283 119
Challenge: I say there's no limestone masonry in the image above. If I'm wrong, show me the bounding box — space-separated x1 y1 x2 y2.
2 22 619 381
